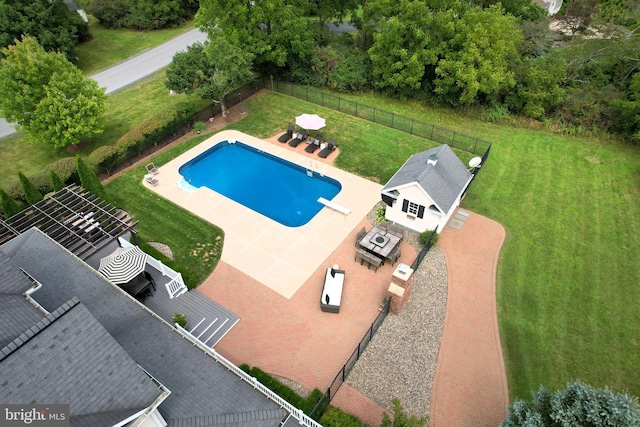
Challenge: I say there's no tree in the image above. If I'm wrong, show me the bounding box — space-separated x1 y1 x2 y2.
75 156 109 202
195 0 315 71
367 0 438 96
433 5 523 105
0 188 21 218
18 172 43 205
0 37 107 149
165 38 255 113
49 170 66 192
501 381 640 426
89 0 196 30
0 0 89 62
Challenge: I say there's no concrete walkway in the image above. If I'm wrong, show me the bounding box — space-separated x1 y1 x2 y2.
430 211 509 426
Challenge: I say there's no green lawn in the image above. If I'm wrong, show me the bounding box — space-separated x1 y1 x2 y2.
76 16 195 76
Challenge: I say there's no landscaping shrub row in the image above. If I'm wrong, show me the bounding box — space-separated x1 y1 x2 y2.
239 364 328 420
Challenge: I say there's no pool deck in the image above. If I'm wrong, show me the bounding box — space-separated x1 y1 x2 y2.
145 130 382 299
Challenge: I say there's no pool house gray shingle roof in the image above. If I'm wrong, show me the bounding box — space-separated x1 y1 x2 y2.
381 144 471 214
0 228 287 426
0 298 164 426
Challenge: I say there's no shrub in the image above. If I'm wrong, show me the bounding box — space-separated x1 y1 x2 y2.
320 407 366 426
18 172 43 205
116 108 186 159
375 205 387 223
239 365 326 418
46 158 78 184
193 121 206 134
89 145 122 175
380 398 428 427
419 229 438 246
172 313 187 328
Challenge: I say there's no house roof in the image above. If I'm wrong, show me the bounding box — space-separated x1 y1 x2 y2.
0 228 286 426
0 252 44 348
381 145 471 214
0 298 163 426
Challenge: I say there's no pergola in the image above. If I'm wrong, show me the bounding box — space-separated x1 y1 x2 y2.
0 184 138 259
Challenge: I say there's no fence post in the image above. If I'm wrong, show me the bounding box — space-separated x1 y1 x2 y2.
322 92 324 106
356 103 358 117
373 108 376 122
430 124 435 140
341 365 346 381
306 86 309 101
452 131 456 145
411 119 414 134
392 112 394 128
473 140 478 154
357 342 361 359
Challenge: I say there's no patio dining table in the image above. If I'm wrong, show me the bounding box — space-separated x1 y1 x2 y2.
120 274 153 298
358 226 401 261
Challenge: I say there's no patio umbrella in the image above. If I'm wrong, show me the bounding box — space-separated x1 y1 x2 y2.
98 246 148 285
295 114 326 130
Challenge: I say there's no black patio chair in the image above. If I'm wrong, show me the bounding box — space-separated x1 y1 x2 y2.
278 124 295 143
318 139 337 158
288 129 307 147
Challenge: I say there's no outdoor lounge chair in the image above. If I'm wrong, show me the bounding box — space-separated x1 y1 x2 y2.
277 124 295 143
288 129 307 147
146 163 159 175
305 134 322 153
145 175 159 187
318 139 336 158
320 266 345 313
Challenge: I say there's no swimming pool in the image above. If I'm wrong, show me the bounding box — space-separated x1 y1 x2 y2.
179 140 342 227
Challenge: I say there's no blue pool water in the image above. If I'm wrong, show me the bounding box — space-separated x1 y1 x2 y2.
179 140 342 227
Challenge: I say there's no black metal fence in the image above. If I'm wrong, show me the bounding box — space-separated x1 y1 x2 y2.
310 297 391 419
273 81 492 156
410 227 439 271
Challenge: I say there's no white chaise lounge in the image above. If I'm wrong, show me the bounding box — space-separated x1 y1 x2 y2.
320 266 345 313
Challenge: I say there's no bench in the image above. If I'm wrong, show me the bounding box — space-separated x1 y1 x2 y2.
317 197 350 216
320 267 345 313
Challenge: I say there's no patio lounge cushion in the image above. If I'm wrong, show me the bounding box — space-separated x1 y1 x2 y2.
320 267 345 313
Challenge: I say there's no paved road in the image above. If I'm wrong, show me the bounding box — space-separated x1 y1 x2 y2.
0 28 208 138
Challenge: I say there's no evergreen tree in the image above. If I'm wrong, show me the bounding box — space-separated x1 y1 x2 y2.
49 169 66 192
18 171 43 205
0 188 21 218
75 156 109 202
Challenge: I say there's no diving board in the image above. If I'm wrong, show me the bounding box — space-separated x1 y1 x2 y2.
318 197 350 216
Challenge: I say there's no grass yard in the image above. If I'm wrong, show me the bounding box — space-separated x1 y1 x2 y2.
75 16 195 76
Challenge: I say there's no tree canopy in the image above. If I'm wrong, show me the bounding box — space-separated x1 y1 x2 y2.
0 37 107 149
195 0 315 72
165 38 255 111
89 0 197 30
0 0 89 62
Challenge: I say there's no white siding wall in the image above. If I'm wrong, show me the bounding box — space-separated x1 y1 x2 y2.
384 184 442 233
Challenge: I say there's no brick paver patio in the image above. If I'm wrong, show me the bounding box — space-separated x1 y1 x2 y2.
430 211 508 426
